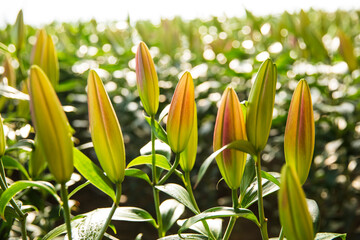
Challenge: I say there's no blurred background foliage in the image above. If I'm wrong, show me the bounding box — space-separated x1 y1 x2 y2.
0 8 359 239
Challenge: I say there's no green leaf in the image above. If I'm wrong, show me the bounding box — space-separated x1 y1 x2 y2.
5 139 34 153
240 156 256 199
125 168 151 185
145 116 168 144
68 181 91 199
112 207 157 227
240 172 280 208
0 42 9 53
73 148 115 201
261 170 280 187
158 234 208 240
315 233 347 240
140 140 171 160
2 155 30 179
195 140 256 187
177 218 223 239
159 104 170 122
160 199 185 233
178 207 259 236
42 216 85 240
0 85 29 101
156 183 198 214
127 154 171 170
0 181 59 218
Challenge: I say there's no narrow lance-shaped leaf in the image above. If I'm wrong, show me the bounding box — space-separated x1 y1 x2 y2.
135 41 159 116
284 79 314 185
87 69 126 184
278 165 314 240
179 104 198 172
213 87 247 190
29 65 73 183
167 71 195 153
246 59 277 153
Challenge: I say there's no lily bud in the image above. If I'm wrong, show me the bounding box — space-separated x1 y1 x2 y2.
167 72 195 154
338 30 358 72
12 10 25 53
135 42 159 116
2 55 16 87
278 165 314 240
29 136 47 178
29 66 73 183
0 115 5 157
87 70 126 184
246 59 277 153
179 104 198 172
213 87 247 190
284 79 314 185
31 29 59 87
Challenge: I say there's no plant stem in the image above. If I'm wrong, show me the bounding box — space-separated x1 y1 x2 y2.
151 117 163 237
222 189 238 240
278 227 284 240
158 154 180 185
0 158 28 240
184 171 215 240
255 152 269 240
96 184 122 240
60 183 72 240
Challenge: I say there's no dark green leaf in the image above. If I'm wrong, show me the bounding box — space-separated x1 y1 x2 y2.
261 170 280 187
156 184 198 214
145 116 168 144
113 207 157 227
42 216 85 240
127 154 171 170
160 199 185 233
240 172 280 208
177 218 223 239
125 168 151 185
5 139 34 153
68 181 91 199
0 181 59 218
315 233 347 240
73 148 115 201
2 155 30 179
178 207 259 235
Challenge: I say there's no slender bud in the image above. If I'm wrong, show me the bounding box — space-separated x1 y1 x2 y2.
31 29 59 87
213 87 247 190
338 30 358 72
29 66 73 183
12 10 25 53
179 104 198 172
278 165 314 240
246 59 277 153
167 72 195 154
2 55 16 87
135 42 159 116
284 79 314 185
87 70 126 184
0 115 6 157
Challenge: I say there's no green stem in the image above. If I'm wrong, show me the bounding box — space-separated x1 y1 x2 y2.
96 184 122 240
0 158 27 240
278 227 284 240
222 189 238 240
255 152 269 240
151 117 163 237
60 183 72 240
158 154 180 185
184 171 216 240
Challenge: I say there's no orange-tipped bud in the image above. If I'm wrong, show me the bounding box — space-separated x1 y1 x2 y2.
87 70 126 184
284 79 314 185
278 165 314 240
167 72 195 154
246 59 277 153
135 42 159 116
213 87 247 190
179 104 198 172
31 29 59 87
29 66 73 183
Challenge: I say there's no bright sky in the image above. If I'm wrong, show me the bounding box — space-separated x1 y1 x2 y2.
1 0 359 26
